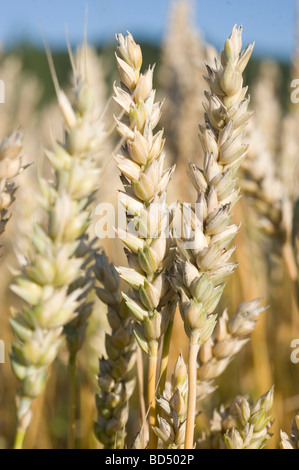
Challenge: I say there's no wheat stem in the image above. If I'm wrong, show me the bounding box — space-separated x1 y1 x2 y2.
68 353 77 449
282 242 299 332
185 333 200 449
148 341 158 449
159 315 174 394
136 347 147 428
13 395 31 449
283 242 299 292
13 427 26 450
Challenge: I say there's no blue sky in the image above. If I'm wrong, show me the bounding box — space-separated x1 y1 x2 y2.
0 0 296 61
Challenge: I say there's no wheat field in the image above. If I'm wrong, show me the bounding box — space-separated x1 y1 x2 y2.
0 0 298 451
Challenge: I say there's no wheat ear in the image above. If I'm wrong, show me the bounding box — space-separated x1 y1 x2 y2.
0 130 24 239
223 388 274 449
9 44 105 449
241 121 289 247
280 414 299 449
170 25 253 449
197 299 266 400
198 387 274 449
241 121 298 312
93 250 136 449
59 44 108 447
152 352 188 449
113 32 176 448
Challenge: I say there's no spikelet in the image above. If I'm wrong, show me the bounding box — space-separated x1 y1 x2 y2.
198 387 274 449
223 388 274 449
280 414 299 449
153 352 188 449
0 130 24 238
9 43 105 447
196 299 266 400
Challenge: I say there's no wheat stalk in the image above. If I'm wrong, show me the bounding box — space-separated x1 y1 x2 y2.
9 43 105 449
170 25 253 449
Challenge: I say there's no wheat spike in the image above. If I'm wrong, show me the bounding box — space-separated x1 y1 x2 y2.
113 32 177 448
196 299 267 400
198 387 274 449
94 250 136 449
10 43 106 449
170 25 254 449
280 414 299 449
0 130 24 238
153 352 188 449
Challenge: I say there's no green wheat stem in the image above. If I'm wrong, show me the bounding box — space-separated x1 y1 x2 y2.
13 427 26 450
158 316 174 395
68 353 77 449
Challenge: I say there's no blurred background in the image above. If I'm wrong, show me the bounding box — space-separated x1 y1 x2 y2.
0 0 296 58
0 0 299 449
0 0 296 106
